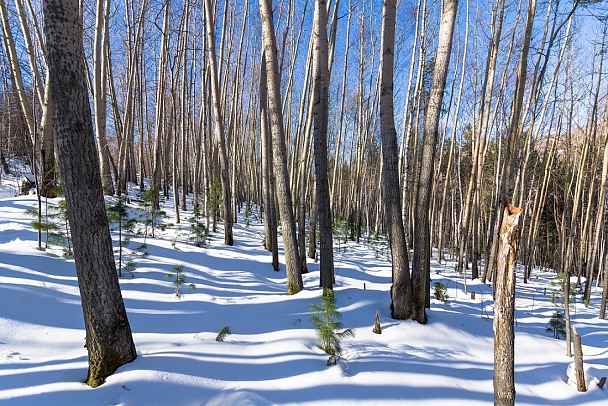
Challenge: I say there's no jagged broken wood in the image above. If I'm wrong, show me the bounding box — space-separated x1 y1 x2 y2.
493 201 522 406
373 311 382 334
573 326 586 392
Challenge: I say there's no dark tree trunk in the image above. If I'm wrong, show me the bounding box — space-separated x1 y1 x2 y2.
379 0 412 320
260 52 279 272
260 52 273 253
312 0 334 290
44 0 136 387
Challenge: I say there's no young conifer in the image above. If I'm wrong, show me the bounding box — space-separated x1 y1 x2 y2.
309 289 355 355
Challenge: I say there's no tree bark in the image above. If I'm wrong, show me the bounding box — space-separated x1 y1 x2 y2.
259 52 279 272
493 202 522 406
204 0 234 246
412 0 458 323
379 0 412 320
573 326 587 392
93 0 114 195
259 0 303 294
44 0 136 387
486 0 536 286
312 0 334 290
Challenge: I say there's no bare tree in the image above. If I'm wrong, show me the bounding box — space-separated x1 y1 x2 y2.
312 0 334 290
259 0 303 294
379 0 412 320
44 0 136 386
204 0 234 245
412 0 458 323
93 0 114 195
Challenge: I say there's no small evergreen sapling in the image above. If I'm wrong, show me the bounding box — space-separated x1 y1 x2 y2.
546 311 566 339
189 204 208 247
215 326 232 342
107 197 137 277
309 289 355 356
138 185 169 239
434 281 449 302
166 265 195 298
25 199 71 255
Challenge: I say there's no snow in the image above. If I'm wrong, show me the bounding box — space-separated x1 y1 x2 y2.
0 181 607 405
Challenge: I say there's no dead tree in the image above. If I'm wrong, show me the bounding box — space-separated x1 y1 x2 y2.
493 201 522 406
572 326 586 392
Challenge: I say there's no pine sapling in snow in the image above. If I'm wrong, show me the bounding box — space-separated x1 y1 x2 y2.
546 311 566 339
434 281 449 303
215 326 232 342
166 265 195 298
107 197 137 276
189 204 208 247
309 289 355 356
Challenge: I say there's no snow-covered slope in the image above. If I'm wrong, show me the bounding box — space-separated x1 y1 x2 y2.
0 192 606 405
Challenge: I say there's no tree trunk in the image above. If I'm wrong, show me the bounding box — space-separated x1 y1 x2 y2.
600 250 608 319
486 0 536 286
379 0 412 320
312 0 334 290
93 0 114 196
259 52 280 272
493 202 522 406
44 0 136 387
259 0 303 294
412 0 458 324
204 0 234 246
573 326 587 392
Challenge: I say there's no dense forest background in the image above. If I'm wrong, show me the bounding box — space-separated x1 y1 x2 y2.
1 0 608 312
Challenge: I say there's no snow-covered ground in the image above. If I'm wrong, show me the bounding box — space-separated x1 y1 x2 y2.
0 174 607 405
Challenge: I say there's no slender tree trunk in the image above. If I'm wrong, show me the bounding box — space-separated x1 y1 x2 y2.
600 251 608 319
44 0 136 387
380 0 412 320
93 0 114 195
487 0 536 286
151 0 170 196
0 0 56 197
259 0 303 294
412 0 458 323
204 0 233 245
312 0 334 290
260 52 279 271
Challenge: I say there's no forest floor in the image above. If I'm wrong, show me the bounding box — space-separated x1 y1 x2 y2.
0 171 607 405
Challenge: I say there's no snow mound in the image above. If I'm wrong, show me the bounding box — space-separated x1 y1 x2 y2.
203 390 274 406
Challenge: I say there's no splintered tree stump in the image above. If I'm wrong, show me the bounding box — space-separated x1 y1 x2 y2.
493 201 522 406
373 311 382 334
598 377 606 389
573 326 587 392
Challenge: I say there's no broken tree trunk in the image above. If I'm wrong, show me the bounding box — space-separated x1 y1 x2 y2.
493 201 522 406
573 326 586 392
373 311 382 334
